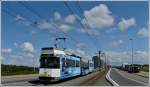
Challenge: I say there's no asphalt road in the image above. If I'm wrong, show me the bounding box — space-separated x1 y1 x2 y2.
1 74 39 86
110 68 149 86
2 70 111 86
2 68 148 86
2 74 38 84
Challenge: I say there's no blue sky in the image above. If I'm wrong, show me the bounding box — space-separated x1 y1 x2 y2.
1 1 149 66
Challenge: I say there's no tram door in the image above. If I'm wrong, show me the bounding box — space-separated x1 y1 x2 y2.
62 58 68 76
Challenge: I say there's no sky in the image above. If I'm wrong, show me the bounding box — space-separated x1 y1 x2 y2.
1 1 149 67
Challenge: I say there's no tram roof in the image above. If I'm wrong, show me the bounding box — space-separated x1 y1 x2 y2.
41 47 64 51
41 47 65 55
41 47 82 58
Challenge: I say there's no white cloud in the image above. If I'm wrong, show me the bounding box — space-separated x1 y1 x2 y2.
2 42 36 66
78 28 99 35
1 48 12 53
135 50 147 55
64 14 76 24
15 15 25 21
65 48 90 59
75 49 86 56
59 24 72 33
106 51 123 63
20 42 35 53
9 54 23 59
137 28 148 37
7 53 34 66
14 42 19 48
15 15 30 26
54 11 61 20
38 21 72 33
105 27 117 33
38 20 53 30
112 39 123 46
21 21 30 26
82 4 114 29
118 18 136 31
105 51 148 65
76 43 85 48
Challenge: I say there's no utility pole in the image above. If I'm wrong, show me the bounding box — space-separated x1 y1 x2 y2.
98 51 101 70
102 52 107 70
130 38 134 72
104 53 107 70
33 51 35 72
32 21 38 73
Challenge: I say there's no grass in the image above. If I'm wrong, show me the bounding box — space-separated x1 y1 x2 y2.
133 64 149 72
1 64 39 76
141 66 149 72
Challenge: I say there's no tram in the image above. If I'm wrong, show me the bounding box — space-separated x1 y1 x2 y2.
39 47 95 82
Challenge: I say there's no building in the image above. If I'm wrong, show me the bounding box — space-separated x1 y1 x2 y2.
92 56 100 69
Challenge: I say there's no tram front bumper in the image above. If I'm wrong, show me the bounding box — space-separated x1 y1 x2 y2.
39 77 60 82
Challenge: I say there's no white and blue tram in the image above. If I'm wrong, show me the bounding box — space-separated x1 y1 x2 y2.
39 47 81 81
39 47 94 82
88 60 94 73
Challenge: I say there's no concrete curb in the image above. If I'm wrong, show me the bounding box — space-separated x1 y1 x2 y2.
80 69 106 86
105 68 119 86
79 70 104 85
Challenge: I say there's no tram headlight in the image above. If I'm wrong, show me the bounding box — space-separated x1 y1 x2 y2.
43 72 48 76
39 72 48 77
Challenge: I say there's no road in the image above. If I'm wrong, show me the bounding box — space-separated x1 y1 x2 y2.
1 69 112 86
80 69 112 86
109 68 149 86
1 74 39 86
2 68 149 86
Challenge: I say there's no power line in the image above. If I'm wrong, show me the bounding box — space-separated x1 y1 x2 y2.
16 2 95 55
63 1 99 51
19 2 79 43
76 2 101 49
2 8 37 70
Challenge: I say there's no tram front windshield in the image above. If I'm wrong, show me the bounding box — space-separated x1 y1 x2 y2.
40 55 60 68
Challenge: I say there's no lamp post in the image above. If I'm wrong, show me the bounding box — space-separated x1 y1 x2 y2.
130 38 134 72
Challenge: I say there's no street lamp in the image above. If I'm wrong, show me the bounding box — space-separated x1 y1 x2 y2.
130 38 134 72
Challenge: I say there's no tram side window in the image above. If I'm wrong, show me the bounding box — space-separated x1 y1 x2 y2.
90 63 93 67
82 62 89 68
66 59 76 67
76 61 80 67
62 58 66 67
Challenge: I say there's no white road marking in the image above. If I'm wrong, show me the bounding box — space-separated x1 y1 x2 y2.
122 75 148 86
114 68 148 86
105 68 119 86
